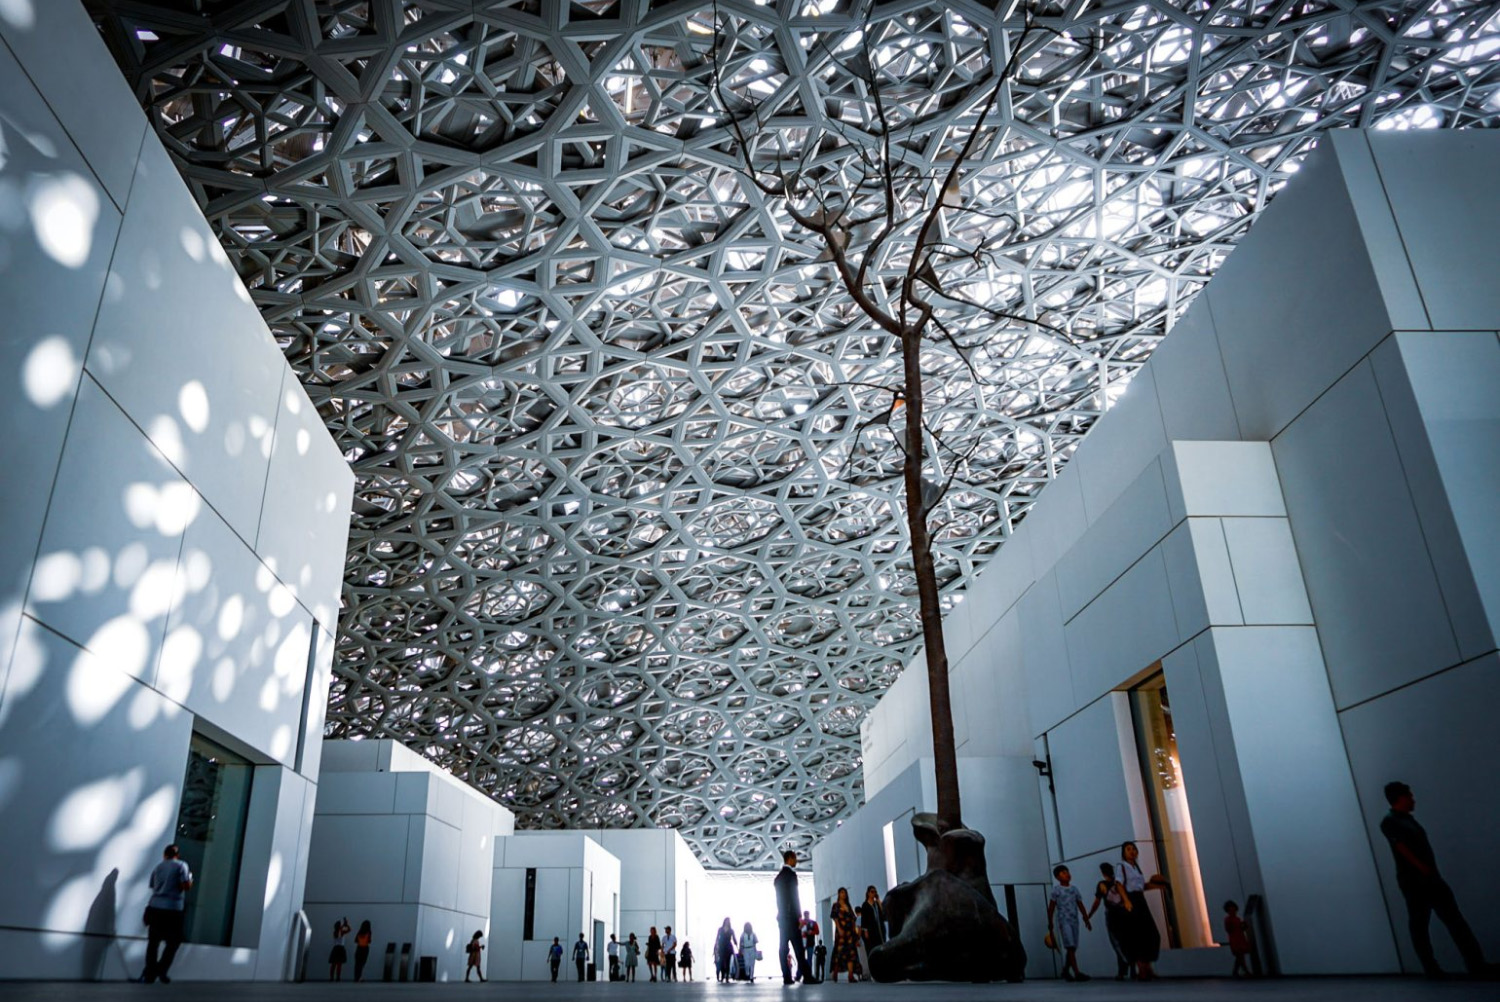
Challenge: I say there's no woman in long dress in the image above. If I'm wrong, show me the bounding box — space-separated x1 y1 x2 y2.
713 918 737 982
646 926 662 982
1118 841 1167 981
829 887 861 982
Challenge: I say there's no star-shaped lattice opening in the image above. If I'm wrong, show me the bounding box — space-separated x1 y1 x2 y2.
90 0 1500 867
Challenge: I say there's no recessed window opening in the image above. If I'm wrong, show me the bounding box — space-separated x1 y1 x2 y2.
1128 672 1215 949
175 733 254 946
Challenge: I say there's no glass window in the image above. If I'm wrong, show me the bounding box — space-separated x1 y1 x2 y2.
1129 672 1216 949
175 734 254 947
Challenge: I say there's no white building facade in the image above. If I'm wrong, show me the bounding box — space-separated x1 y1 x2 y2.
0 1 353 981
816 129 1500 980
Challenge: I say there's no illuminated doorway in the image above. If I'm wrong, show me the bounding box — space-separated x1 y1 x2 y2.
1128 672 1215 949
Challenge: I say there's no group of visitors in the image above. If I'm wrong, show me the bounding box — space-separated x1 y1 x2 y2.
1047 841 1169 983
130 779 1491 986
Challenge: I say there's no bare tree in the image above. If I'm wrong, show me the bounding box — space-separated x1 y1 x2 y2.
709 3 1062 834
706 2 1072 980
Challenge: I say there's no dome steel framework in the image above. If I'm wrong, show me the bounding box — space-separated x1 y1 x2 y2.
90 0 1500 867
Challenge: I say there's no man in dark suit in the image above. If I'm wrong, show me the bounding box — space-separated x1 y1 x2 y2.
774 849 813 984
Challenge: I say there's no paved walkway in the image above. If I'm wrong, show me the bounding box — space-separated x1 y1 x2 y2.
1 977 1493 1002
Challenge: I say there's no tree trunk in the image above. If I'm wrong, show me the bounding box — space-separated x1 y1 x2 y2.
899 328 962 832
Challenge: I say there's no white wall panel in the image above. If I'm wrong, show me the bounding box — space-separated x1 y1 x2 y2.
314 772 398 816
1209 626 1398 974
418 817 462 911
1221 518 1313 625
1017 465 1088 579
1056 458 1172 620
0 0 147 207
1338 653 1500 974
1165 441 1285 523
1063 549 1180 700
1272 362 1458 707
86 141 285 544
1158 521 1215 642
158 509 310 765
1205 138 1397 439
1391 331 1500 651
1072 367 1168 522
1370 130 1500 330
303 813 409 905
256 371 354 629
0 41 123 689
1019 574 1075 737
1044 697 1138 861
0 618 191 937
1149 303 1242 442
28 377 186 679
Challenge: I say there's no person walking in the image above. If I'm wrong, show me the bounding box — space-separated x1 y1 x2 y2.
739 921 759 981
1380 781 1491 977
646 926 661 981
607 932 621 981
680 941 694 980
1048 864 1092 982
662 924 678 980
800 909 820 962
1118 841 1166 981
774 849 812 984
353 919 373 981
465 930 486 982
573 932 590 981
858 885 885 962
1223 901 1252 978
829 886 861 982
139 844 193 984
625 932 640 982
548 936 564 982
714 917 737 982
814 939 827 982
328 917 351 981
1086 862 1132 980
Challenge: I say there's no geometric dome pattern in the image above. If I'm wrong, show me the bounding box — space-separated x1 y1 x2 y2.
91 0 1500 867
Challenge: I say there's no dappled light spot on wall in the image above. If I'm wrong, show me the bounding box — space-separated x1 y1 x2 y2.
0 0 34 30
147 414 185 466
128 680 176 729
178 225 204 262
179 380 210 433
296 427 310 456
180 547 211 592
48 768 144 852
113 541 148 589
262 851 283 910
211 656 235 702
29 173 98 267
217 593 245 642
270 723 292 761
156 624 203 703
223 420 245 456
124 479 201 536
33 546 120 605
22 336 79 408
251 414 273 458
75 618 148 716
127 558 177 620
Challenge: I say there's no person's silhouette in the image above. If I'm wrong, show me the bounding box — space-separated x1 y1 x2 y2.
1380 782 1490 977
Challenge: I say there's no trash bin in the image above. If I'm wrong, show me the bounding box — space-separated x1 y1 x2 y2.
418 956 437 982
587 961 597 981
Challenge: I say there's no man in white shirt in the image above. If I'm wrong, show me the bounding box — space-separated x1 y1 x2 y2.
141 844 193 983
661 926 678 981
607 933 621 981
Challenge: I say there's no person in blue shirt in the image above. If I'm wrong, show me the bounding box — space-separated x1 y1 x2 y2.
548 937 564 981
140 844 192 983
573 932 590 981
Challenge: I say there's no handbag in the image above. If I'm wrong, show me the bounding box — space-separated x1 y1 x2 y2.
755 949 763 960
1044 930 1057 951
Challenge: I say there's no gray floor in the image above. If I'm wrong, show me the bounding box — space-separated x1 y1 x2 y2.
0 977 1494 1002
